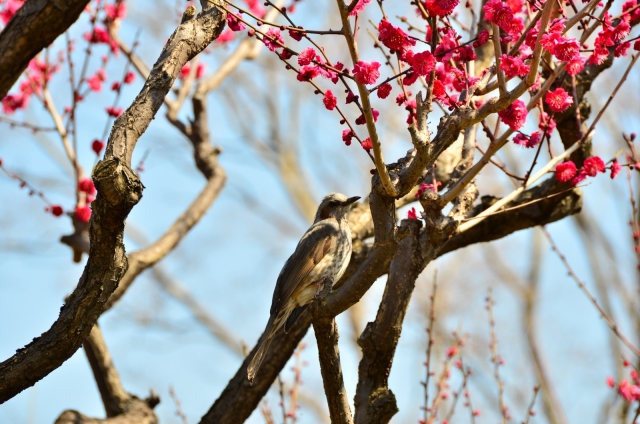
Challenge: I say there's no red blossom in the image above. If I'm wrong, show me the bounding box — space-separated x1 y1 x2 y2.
298 47 319 66
263 28 284 52
377 83 392 99
378 19 415 52
124 72 135 84
106 106 123 117
2 93 28 114
554 38 581 62
75 205 92 223
349 0 372 16
245 0 266 17
0 0 23 25
611 160 622 179
446 346 458 357
407 207 418 220
619 380 640 402
86 75 103 92
323 90 337 110
355 109 379 125
50 205 64 217
571 169 588 186
423 0 460 17
78 178 96 195
105 2 127 20
111 81 120 91
288 28 305 41
607 376 616 388
555 161 577 182
476 29 490 47
227 12 246 31
361 137 373 151
352 61 381 85
216 30 235 44
583 156 605 177
513 131 542 148
92 139 105 155
545 88 573 112
500 55 529 78
342 129 353 146
615 41 631 58
407 51 436 76
415 183 437 198
538 112 556 135
296 65 320 81
498 99 527 130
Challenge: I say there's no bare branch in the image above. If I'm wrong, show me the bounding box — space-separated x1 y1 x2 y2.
0 2 227 402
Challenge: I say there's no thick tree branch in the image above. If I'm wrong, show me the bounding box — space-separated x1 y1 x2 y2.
55 326 160 424
83 325 131 417
312 289 353 424
353 219 423 424
0 0 90 99
0 2 226 403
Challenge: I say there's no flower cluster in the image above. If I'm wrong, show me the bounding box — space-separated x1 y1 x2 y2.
555 156 607 185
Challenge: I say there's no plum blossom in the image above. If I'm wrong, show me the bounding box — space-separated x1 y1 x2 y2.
498 99 527 130
545 88 573 112
555 161 577 182
323 90 337 110
352 61 381 85
263 28 283 52
378 19 415 52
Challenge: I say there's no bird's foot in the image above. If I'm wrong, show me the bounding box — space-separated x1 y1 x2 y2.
314 277 333 299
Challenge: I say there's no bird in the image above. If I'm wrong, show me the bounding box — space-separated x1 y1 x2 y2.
247 193 360 382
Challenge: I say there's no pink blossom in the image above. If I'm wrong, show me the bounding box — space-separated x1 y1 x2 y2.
623 0 640 21
263 28 283 52
476 29 490 46
545 88 573 113
86 75 103 92
50 205 64 217
245 0 266 18
84 27 111 44
353 61 381 85
607 376 615 388
407 51 436 76
423 0 460 17
355 109 379 125
555 161 577 182
92 140 105 155
407 207 418 220
583 156 605 177
361 137 373 151
619 380 640 402
2 93 28 114
554 38 581 62
124 72 135 84
288 28 305 41
323 90 337 110
446 346 458 357
342 129 353 146
567 55 586 75
0 0 23 25
538 112 556 135
227 12 246 31
298 48 319 66
349 0 372 16
378 19 415 52
105 2 127 20
500 55 529 78
106 106 123 117
611 160 622 179
615 41 631 58
297 65 320 81
78 178 96 195
75 205 92 223
415 183 437 198
498 99 527 130
513 131 542 148
377 83 392 99
571 169 588 186
216 29 234 44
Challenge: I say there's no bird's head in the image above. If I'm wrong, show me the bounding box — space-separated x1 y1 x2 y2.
314 193 360 223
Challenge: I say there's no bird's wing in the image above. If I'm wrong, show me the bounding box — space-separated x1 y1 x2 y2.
270 220 339 316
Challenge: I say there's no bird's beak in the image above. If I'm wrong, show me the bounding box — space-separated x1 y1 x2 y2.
345 196 360 207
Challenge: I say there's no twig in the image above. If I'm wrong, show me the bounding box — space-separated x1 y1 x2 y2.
542 228 640 357
487 288 508 423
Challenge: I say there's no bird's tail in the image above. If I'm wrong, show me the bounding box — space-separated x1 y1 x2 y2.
247 312 288 382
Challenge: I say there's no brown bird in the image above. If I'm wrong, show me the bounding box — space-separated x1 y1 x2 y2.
247 193 360 381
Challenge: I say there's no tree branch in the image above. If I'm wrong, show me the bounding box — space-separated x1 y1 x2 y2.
311 294 353 424
0 0 90 99
0 1 226 403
